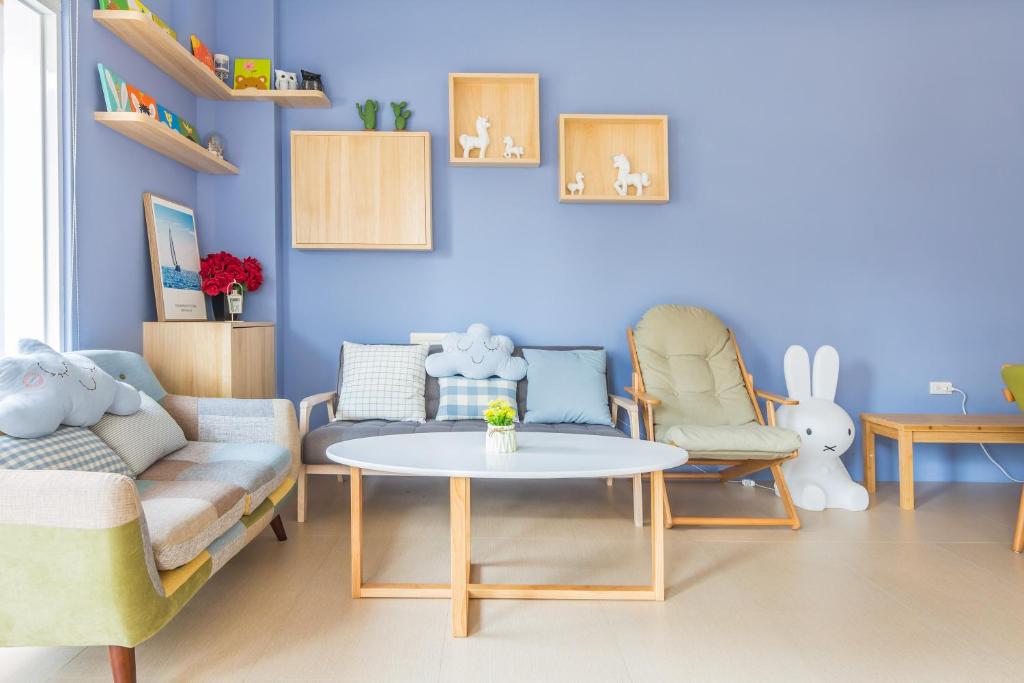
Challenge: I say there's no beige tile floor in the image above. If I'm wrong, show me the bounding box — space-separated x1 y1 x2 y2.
3 476 1024 682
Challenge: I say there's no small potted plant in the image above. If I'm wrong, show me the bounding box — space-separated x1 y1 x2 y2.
199 251 263 321
483 399 517 454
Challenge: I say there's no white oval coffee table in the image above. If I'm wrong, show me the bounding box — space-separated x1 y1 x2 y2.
327 431 687 638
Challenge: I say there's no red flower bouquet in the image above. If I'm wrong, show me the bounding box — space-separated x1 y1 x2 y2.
199 251 263 296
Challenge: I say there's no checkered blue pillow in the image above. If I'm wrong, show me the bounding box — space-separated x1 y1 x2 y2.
0 426 132 476
436 377 518 422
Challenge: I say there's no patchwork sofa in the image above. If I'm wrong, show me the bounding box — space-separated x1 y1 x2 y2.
299 344 642 523
0 351 298 683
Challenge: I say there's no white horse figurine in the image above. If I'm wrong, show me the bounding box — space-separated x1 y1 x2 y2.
612 153 651 197
567 171 585 196
459 116 491 159
502 135 524 159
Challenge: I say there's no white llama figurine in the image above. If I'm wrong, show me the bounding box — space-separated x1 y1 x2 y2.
502 135 524 159
459 116 491 159
775 345 869 512
567 171 585 196
612 153 651 197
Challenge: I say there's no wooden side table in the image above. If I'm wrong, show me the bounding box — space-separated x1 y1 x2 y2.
143 321 275 398
861 413 1024 510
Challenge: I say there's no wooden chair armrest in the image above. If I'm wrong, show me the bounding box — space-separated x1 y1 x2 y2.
624 386 661 406
299 391 337 437
1005 388 1017 403
754 388 799 406
609 394 641 439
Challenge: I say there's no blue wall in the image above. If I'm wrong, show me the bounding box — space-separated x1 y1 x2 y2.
74 0 1024 482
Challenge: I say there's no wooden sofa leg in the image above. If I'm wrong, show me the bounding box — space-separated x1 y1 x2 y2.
270 514 287 541
107 646 136 683
297 465 308 523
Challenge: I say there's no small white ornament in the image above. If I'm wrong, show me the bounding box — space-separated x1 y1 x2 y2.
612 153 651 197
775 345 869 512
567 171 585 196
459 115 491 159
502 135 524 159
274 69 298 90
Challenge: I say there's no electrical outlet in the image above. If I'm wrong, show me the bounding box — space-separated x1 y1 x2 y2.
929 381 953 395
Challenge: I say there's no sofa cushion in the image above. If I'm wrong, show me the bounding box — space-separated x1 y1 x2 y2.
136 479 246 570
336 342 428 422
522 349 612 426
302 419 626 465
436 377 518 421
662 423 801 459
139 441 290 514
90 392 187 475
0 426 131 476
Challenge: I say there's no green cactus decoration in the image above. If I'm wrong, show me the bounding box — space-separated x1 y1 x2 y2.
391 101 412 130
356 99 379 130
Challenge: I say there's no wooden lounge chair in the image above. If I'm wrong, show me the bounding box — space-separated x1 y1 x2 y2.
626 305 802 529
1000 364 1024 553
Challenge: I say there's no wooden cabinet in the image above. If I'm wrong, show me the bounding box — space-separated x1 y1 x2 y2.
143 322 276 399
290 131 433 250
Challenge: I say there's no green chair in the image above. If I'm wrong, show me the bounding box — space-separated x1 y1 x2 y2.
1000 364 1024 552
627 305 802 529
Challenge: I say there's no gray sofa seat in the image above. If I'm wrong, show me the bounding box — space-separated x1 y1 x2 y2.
303 420 625 465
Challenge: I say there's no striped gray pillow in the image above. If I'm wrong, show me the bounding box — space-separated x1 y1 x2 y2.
0 426 131 476
90 392 187 475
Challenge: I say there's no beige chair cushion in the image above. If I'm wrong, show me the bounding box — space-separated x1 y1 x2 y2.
663 424 801 459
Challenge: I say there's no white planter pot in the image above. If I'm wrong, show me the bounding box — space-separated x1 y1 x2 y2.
485 424 517 455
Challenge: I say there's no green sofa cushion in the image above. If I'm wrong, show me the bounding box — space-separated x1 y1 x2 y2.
663 424 801 459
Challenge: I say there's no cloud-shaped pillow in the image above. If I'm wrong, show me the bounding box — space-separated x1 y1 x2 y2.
425 324 528 381
0 339 142 438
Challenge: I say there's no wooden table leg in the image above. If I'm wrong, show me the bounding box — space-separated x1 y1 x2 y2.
633 473 644 527
1013 484 1024 553
651 470 665 601
862 418 876 494
350 467 363 598
897 429 915 510
450 477 470 637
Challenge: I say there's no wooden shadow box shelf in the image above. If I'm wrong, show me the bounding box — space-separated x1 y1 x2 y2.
449 73 539 167
95 112 239 174
558 114 669 203
93 10 330 109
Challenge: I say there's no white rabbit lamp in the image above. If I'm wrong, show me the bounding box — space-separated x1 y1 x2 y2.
775 345 869 512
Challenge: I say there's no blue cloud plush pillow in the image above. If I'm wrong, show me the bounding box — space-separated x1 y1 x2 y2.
425 323 527 381
522 349 612 426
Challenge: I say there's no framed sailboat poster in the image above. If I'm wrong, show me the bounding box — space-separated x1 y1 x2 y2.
143 193 207 321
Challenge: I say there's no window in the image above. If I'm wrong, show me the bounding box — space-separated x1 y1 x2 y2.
0 0 62 354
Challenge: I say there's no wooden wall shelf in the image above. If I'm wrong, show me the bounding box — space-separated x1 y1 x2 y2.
558 114 669 203
93 10 331 109
291 131 433 250
449 73 539 167
95 112 239 174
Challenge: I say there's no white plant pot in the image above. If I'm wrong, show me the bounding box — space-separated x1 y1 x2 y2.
485 424 517 455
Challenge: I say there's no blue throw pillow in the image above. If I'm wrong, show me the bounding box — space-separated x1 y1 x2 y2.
522 349 612 426
436 377 518 421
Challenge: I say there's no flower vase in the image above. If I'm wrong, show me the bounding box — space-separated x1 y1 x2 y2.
485 424 517 455
210 292 243 321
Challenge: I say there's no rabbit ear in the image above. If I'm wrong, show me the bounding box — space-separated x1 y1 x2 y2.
812 345 840 401
783 345 811 400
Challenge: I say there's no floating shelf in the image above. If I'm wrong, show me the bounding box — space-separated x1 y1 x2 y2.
449 73 539 167
95 112 239 174
93 10 330 109
558 114 669 203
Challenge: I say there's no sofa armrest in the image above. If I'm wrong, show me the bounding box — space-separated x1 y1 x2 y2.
299 391 337 438
162 394 300 475
0 470 189 647
609 394 641 439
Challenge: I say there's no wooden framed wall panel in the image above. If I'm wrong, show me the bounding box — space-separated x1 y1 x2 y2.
449 73 540 167
559 114 669 203
291 131 432 250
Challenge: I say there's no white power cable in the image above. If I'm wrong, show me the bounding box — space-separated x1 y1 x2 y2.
951 387 1023 484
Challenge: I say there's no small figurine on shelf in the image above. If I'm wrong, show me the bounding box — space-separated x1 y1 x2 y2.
214 54 230 85
300 70 324 92
391 101 412 130
567 171 585 196
459 115 491 159
502 135 524 159
274 69 298 90
612 153 651 197
206 134 225 159
356 99 379 130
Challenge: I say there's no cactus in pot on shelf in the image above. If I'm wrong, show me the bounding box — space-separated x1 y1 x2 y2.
483 399 517 454
356 99 379 130
391 101 412 130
